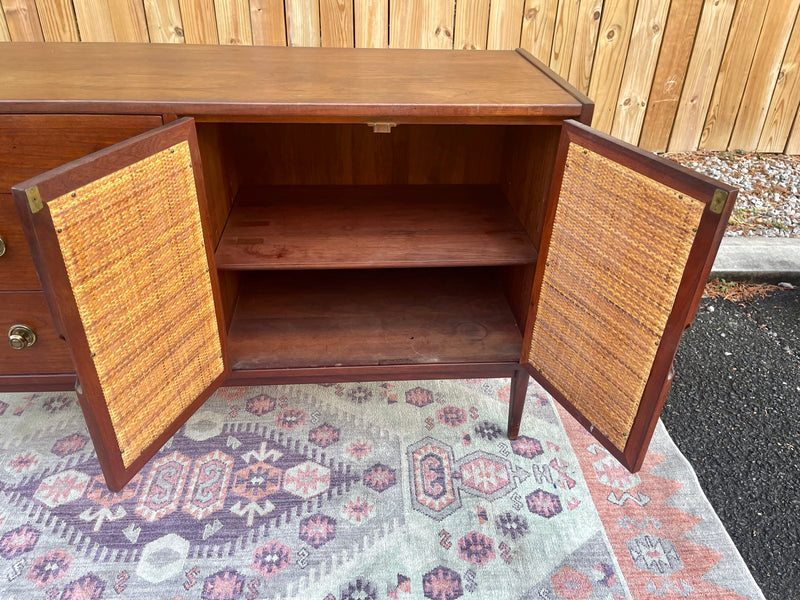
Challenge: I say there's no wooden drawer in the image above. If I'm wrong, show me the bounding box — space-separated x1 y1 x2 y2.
0 114 163 190
0 114 163 291
0 291 73 375
0 193 39 290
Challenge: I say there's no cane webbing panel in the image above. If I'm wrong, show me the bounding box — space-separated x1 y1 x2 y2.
49 141 224 468
528 142 704 451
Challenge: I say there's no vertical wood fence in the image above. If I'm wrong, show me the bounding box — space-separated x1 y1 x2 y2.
2 0 800 154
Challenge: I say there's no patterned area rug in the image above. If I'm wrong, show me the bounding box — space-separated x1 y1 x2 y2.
0 379 763 600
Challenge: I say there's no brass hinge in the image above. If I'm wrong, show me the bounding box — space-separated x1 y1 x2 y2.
709 189 728 214
25 186 43 214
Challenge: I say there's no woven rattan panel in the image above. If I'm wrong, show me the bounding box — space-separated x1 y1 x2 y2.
49 141 224 468
528 143 704 451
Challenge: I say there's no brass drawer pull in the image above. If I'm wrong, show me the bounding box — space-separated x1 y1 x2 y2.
8 324 37 350
0 234 5 257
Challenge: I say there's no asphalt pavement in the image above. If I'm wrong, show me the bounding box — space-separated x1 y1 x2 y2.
662 284 799 599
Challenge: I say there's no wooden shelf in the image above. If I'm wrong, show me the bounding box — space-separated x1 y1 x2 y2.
214 185 537 270
228 269 523 371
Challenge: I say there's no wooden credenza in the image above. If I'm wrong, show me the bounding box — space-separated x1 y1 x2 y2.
0 44 736 491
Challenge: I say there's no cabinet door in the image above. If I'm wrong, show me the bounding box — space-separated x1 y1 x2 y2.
12 118 230 491
522 120 736 472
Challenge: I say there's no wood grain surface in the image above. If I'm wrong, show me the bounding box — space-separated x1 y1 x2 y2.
250 0 286 46
519 0 557 62
455 0 490 50
567 0 602 94
0 291 73 374
354 0 388 48
729 0 800 152
638 0 703 152
699 1 768 151
0 193 39 290
0 114 163 189
180 0 220 44
610 0 669 144
36 0 80 41
228 268 524 370
215 185 538 269
143 0 185 43
760 7 800 153
587 0 636 132
669 0 736 152
320 0 354 47
0 44 583 120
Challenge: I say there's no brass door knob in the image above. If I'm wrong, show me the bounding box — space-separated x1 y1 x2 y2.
0 235 5 257
8 324 37 350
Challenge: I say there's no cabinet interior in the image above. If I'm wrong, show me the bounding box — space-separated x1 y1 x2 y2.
195 121 560 371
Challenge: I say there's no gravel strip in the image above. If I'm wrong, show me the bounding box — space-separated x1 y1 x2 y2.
664 151 800 238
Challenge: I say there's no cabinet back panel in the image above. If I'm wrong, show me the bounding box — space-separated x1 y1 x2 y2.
221 124 507 186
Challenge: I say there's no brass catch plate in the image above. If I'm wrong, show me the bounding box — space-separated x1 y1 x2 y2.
710 189 728 214
26 186 43 214
368 122 396 133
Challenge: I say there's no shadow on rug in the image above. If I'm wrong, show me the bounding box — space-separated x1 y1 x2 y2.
0 379 763 599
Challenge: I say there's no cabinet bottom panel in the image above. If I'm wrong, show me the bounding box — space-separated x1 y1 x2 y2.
228 268 524 371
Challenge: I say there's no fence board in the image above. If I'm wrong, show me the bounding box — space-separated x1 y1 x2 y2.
669 0 736 152
760 9 800 152
639 0 703 152
2 0 44 40
320 0 353 47
487 0 524 50
286 0 320 46
454 0 489 49
215 0 252 44
251 0 286 45
567 0 601 93
611 0 669 144
35 0 78 41
786 103 800 154
73 0 115 41
354 0 386 47
549 0 578 78
390 0 454 49
519 0 557 63
700 2 768 150
109 0 149 42
0 7 9 40
180 0 219 44
143 0 185 42
587 0 637 133
730 0 800 151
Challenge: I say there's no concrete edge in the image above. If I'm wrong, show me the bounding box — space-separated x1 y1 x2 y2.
710 237 800 284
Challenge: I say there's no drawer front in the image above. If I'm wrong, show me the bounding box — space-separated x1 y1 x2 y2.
0 291 74 375
0 114 164 191
0 193 39 290
0 114 163 291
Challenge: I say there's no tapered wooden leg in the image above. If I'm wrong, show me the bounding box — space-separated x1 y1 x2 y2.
507 368 529 440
